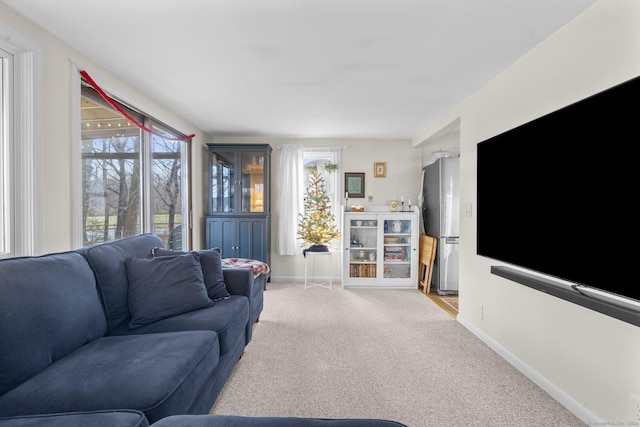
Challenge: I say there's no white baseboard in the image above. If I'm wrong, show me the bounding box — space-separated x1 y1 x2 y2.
457 314 603 426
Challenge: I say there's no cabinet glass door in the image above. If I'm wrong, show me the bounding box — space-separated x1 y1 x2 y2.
240 151 266 213
348 217 378 278
382 217 413 278
210 149 236 213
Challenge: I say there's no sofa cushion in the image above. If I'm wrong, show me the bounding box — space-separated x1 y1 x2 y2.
126 253 213 329
0 410 149 427
153 247 230 301
151 415 408 427
78 233 166 332
110 295 249 355
0 331 220 424
0 252 107 397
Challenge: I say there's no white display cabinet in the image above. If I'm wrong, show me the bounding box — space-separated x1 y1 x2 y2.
342 207 418 288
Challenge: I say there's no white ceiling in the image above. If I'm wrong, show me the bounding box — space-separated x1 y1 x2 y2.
3 0 598 140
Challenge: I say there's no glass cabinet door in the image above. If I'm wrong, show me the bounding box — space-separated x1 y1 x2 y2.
348 217 378 278
240 150 266 213
210 148 267 214
210 149 236 213
382 217 413 279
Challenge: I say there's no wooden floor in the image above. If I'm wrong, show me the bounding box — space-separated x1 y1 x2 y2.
423 291 459 319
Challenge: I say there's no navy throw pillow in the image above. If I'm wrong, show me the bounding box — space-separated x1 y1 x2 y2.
152 247 230 301
125 253 213 329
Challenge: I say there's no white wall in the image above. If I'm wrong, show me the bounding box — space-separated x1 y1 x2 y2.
211 137 422 281
416 0 640 424
0 3 209 253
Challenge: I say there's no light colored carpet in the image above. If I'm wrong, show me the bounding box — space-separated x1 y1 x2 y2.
211 282 584 427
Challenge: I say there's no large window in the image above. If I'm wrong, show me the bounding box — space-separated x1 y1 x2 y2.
81 85 190 249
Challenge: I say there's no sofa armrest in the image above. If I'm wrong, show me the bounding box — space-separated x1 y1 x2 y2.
223 267 263 343
222 268 254 297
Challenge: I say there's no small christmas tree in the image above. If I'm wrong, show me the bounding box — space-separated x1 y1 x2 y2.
297 166 340 247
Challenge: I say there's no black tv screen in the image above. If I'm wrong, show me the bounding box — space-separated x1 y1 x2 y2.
477 75 640 303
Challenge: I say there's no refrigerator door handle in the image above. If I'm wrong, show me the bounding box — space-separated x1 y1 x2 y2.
445 236 460 244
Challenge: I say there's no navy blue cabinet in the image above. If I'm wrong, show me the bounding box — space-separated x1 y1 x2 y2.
205 216 269 261
205 144 271 268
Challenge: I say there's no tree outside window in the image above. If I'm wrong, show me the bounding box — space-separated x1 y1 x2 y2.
80 87 189 248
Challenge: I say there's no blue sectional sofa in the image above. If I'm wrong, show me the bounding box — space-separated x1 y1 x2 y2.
0 234 261 423
0 411 408 426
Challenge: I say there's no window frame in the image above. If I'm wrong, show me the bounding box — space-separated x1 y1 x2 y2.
0 27 42 258
0 46 10 256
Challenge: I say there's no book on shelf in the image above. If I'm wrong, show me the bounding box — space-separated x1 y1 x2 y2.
349 263 377 278
384 246 406 261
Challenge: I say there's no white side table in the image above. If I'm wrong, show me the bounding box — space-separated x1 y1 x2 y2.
304 250 333 290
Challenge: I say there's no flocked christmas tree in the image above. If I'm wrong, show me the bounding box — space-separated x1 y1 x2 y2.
297 166 340 248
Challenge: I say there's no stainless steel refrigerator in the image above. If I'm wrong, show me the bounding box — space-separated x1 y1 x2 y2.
421 157 460 295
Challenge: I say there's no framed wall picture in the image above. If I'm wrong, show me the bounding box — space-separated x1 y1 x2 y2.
345 172 365 198
374 162 387 178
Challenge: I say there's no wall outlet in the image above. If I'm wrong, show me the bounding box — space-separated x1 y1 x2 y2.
476 304 483 320
631 394 640 423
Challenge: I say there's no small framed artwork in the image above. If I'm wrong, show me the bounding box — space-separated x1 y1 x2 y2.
374 162 387 178
345 172 365 198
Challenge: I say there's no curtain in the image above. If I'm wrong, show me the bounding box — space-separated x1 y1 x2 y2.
276 145 304 255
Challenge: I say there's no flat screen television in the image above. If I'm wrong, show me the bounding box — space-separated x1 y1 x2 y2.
477 75 640 320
